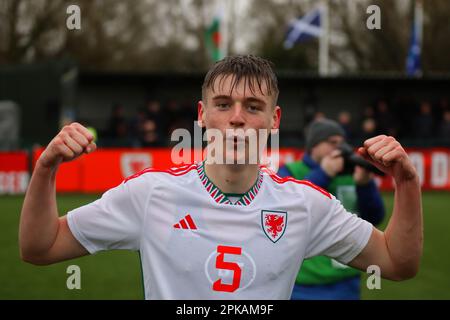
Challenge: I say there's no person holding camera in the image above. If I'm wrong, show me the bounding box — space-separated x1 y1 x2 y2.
278 119 385 300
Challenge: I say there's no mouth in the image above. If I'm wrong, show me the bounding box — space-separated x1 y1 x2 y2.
226 136 247 146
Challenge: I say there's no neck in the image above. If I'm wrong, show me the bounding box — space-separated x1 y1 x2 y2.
204 163 259 194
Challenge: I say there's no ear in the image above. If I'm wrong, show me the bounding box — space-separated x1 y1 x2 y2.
271 106 281 130
197 101 206 128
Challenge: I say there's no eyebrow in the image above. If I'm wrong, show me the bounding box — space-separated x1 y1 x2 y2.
212 95 266 105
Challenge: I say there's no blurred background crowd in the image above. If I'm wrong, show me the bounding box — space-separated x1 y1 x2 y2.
99 95 450 148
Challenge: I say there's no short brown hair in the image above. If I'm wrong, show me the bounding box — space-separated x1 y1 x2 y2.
202 55 279 106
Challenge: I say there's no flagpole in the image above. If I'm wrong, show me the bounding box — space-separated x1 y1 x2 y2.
407 0 423 76
221 0 229 58
416 0 423 76
319 0 329 76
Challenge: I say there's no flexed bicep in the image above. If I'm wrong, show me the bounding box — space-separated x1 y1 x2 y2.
348 227 407 281
22 216 89 266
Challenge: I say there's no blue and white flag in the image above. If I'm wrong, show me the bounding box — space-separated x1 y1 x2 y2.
406 2 423 76
284 9 322 49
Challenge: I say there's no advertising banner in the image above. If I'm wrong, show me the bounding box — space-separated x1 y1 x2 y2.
19 147 450 193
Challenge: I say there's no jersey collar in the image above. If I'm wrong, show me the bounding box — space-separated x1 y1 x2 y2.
196 161 263 206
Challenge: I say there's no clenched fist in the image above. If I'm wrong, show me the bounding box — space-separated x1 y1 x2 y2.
38 122 97 169
358 135 418 183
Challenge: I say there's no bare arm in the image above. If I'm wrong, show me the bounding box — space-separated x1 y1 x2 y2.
348 135 423 280
19 123 96 265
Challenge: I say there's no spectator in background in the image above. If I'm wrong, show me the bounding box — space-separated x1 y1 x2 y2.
359 118 377 145
434 97 449 129
107 103 128 140
129 108 147 147
140 119 164 147
337 111 354 141
145 100 168 135
439 110 450 143
359 105 375 133
414 101 434 139
166 99 190 137
145 100 161 118
374 99 396 136
362 105 375 121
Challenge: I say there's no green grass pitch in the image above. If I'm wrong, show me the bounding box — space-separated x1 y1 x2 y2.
0 192 449 299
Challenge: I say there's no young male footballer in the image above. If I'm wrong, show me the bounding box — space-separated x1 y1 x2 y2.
19 55 423 299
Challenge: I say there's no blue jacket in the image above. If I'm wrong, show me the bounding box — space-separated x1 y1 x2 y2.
278 154 385 225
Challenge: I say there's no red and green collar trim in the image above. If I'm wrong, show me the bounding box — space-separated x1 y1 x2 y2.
196 162 263 206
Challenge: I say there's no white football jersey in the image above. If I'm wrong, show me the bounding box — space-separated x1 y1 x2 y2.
67 162 373 299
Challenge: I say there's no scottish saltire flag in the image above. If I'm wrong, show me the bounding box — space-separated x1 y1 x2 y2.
406 7 422 76
284 9 322 49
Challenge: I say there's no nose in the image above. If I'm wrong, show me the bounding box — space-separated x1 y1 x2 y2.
229 103 245 128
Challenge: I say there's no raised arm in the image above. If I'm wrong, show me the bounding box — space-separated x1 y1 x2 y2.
348 135 423 280
19 123 96 265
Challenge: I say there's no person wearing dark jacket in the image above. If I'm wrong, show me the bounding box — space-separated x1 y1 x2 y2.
278 119 385 300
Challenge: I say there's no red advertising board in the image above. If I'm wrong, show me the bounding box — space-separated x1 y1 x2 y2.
19 146 450 193
0 151 29 194
33 148 178 192
375 148 450 191
32 147 303 193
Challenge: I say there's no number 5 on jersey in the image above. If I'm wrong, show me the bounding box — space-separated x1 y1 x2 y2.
213 245 242 292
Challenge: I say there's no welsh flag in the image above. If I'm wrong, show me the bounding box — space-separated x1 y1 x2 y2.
205 16 223 62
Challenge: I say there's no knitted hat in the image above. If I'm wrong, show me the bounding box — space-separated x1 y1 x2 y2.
305 119 345 152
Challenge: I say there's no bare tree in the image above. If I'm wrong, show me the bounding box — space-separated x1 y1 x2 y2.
328 0 410 73
422 0 450 73
245 0 450 75
0 0 216 71
1 0 448 74
0 0 68 64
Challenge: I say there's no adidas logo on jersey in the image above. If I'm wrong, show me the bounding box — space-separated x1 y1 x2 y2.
173 214 198 230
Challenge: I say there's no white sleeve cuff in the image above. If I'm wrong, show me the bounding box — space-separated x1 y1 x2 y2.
67 211 99 254
338 223 374 265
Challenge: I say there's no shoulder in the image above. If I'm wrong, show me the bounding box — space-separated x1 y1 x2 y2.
260 165 331 200
123 163 199 185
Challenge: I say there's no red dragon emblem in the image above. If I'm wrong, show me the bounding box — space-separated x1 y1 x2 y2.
261 210 287 243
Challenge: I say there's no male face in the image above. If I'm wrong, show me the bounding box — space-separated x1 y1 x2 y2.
198 74 281 165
